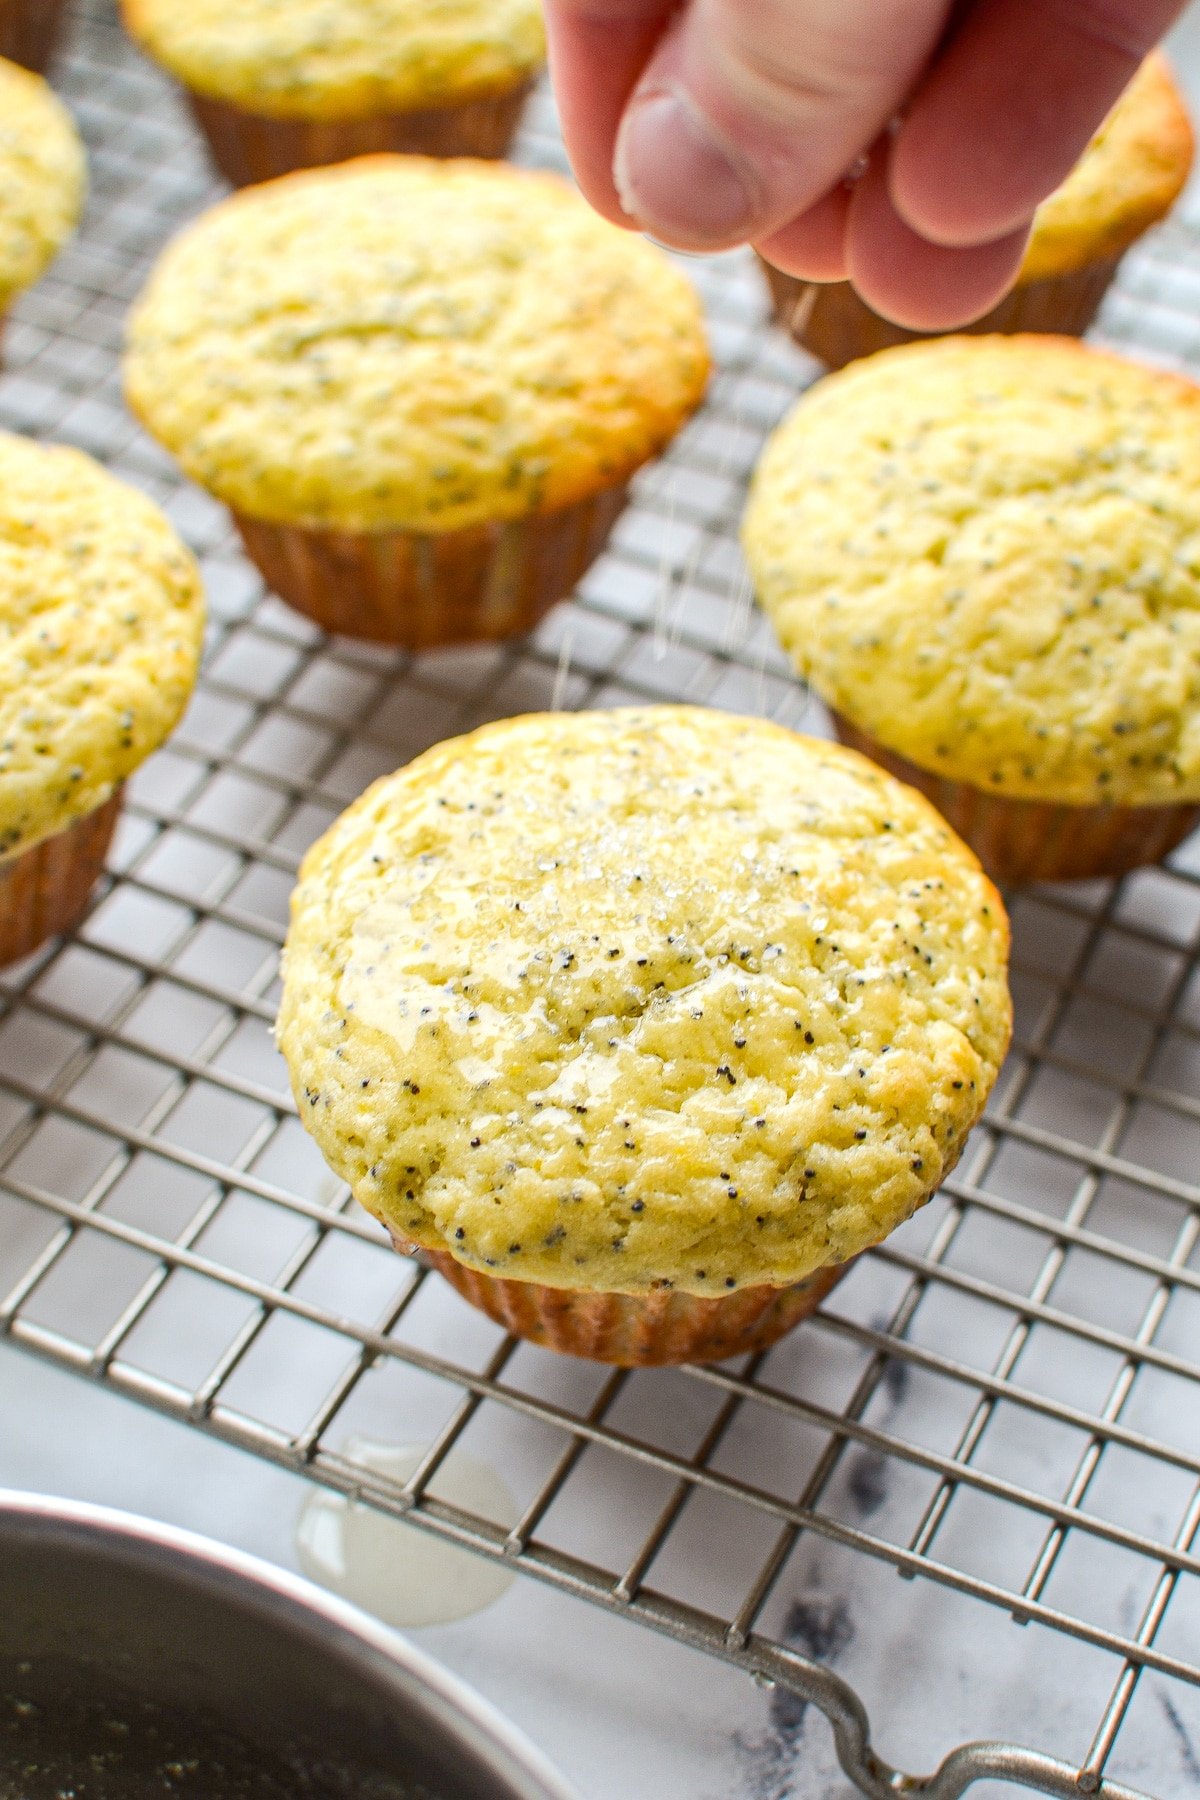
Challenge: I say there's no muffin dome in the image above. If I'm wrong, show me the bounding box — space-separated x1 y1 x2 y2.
278 708 1010 1297
744 336 1200 808
122 0 545 120
0 55 85 310
0 432 204 857
124 157 710 534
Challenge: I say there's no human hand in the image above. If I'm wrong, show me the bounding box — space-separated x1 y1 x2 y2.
544 1 1187 328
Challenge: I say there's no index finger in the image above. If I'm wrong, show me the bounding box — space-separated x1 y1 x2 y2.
891 0 1188 245
544 0 677 222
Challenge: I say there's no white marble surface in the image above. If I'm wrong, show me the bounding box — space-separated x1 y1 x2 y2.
0 1349 782 1800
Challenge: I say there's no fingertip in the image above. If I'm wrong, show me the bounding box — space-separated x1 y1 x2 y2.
598 0 952 255
577 178 642 232
846 154 1030 330
612 84 757 250
883 0 1154 250
755 186 851 283
887 106 1062 248
561 147 640 228
544 5 674 229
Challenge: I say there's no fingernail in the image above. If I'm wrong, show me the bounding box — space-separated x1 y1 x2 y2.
614 85 754 247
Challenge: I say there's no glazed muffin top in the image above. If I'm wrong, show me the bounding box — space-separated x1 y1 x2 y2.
0 432 205 858
277 708 1010 1297
1020 53 1192 282
121 0 545 120
0 56 85 308
743 336 1200 808
124 157 711 535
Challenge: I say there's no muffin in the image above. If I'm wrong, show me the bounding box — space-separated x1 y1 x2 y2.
763 53 1193 368
743 335 1200 885
124 156 709 650
121 0 546 185
0 55 85 352
0 432 205 965
0 0 68 74
277 707 1011 1366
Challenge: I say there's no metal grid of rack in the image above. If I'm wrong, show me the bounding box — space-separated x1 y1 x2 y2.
3 5 1200 1795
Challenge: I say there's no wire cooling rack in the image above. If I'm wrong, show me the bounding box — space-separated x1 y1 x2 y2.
4 5 1200 1796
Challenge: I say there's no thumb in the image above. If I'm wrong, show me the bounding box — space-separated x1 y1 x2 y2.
612 0 952 250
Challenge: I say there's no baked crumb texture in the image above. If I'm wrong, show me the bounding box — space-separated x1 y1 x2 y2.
121 0 545 118
0 431 205 858
124 157 711 534
279 708 1011 1297
745 335 1200 807
0 55 85 309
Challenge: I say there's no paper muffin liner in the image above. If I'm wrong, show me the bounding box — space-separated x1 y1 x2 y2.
760 256 1123 370
0 0 67 72
186 82 534 188
0 787 122 967
398 1239 849 1366
234 483 630 649
832 713 1200 884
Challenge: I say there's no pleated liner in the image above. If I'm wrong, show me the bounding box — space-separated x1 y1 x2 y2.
187 82 534 188
235 483 630 650
833 714 1200 885
0 0 67 73
0 787 123 967
760 256 1123 371
394 1235 850 1368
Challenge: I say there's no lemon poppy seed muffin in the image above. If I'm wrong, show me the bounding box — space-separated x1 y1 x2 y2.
122 0 546 184
0 432 205 963
125 156 709 648
122 0 544 119
0 56 85 329
278 708 1011 1364
744 335 1200 883
764 53 1193 367
123 159 708 535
